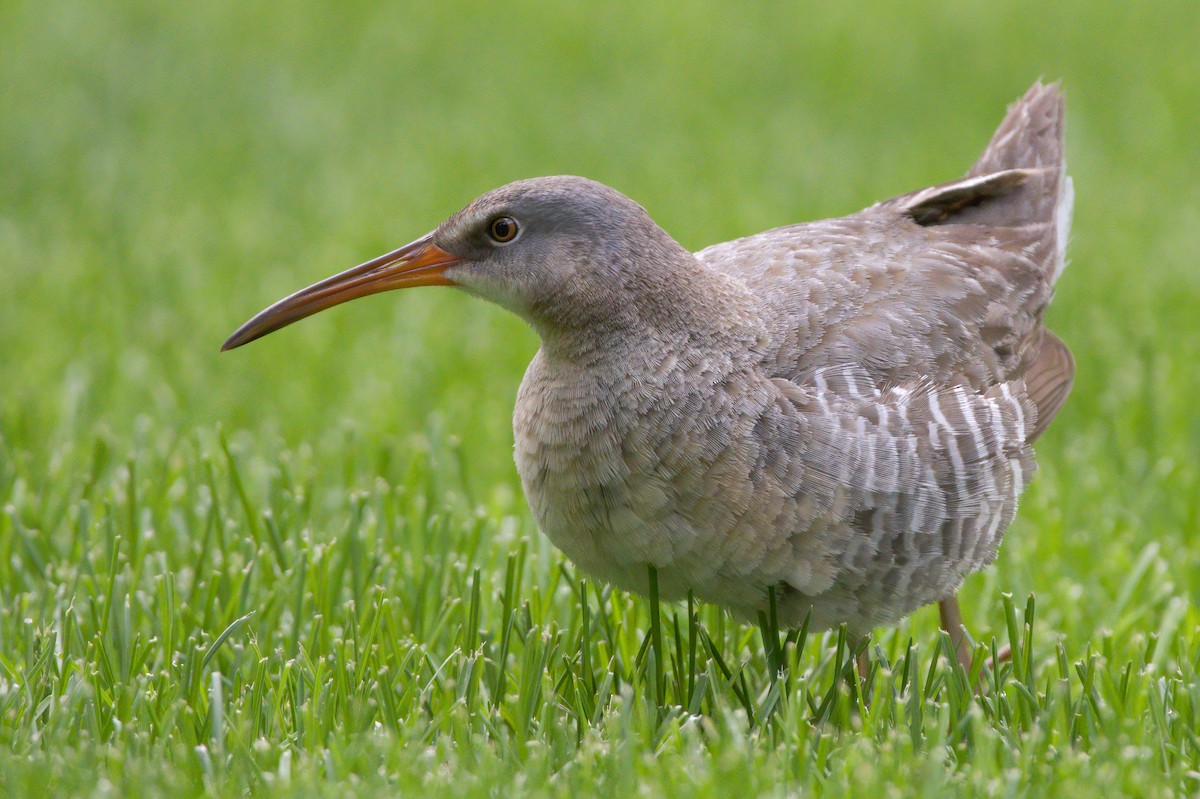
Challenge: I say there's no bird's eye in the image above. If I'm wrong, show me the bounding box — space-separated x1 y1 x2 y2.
488 216 519 243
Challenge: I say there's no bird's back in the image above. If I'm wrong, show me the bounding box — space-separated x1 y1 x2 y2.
698 81 1074 434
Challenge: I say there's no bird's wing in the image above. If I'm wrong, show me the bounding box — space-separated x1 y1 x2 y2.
697 213 1051 388
1023 328 1074 442
759 364 1036 618
698 82 1073 395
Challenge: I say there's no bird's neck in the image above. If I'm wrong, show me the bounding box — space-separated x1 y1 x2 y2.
532 251 765 372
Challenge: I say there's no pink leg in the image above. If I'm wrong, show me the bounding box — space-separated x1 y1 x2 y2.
939 595 1011 674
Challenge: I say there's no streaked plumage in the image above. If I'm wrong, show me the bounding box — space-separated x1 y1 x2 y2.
225 81 1075 645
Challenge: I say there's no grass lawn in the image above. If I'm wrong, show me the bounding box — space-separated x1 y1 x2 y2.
3 1 1199 795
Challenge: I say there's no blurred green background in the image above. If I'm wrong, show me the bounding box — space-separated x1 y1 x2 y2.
4 0 1198 592
3 0 1198 597
1 0 1199 790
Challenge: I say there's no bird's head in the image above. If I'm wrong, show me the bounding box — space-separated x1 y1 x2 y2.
222 176 693 351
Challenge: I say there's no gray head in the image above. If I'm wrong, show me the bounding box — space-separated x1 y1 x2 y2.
222 176 697 351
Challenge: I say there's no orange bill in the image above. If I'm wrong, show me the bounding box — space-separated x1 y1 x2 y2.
222 234 460 351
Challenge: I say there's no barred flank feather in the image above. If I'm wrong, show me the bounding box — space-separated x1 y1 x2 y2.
761 365 1034 631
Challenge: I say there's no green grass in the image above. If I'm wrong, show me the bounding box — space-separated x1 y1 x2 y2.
3 0 1200 795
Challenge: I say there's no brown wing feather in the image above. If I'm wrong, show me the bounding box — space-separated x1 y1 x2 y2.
1024 329 1075 442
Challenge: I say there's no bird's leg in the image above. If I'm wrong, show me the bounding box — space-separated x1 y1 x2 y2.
938 596 1011 676
938 596 974 674
855 644 870 687
846 632 872 703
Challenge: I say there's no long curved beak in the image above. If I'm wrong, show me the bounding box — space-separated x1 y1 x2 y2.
222 234 461 351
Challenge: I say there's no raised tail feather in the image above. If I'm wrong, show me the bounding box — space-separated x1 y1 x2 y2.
976 84 1076 437
890 80 1074 284
882 81 1078 439
969 80 1074 279
969 81 1066 178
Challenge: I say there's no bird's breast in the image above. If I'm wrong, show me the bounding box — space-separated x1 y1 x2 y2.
512 347 788 605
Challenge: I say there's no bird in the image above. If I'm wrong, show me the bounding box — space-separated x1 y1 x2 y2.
224 81 1074 673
